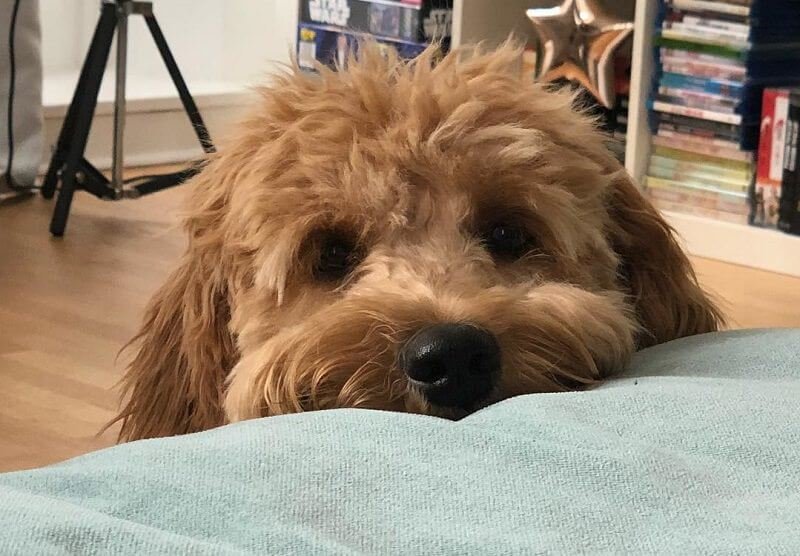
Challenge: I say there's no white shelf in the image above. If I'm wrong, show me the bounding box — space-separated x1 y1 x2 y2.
665 211 800 276
624 0 657 183
625 0 800 277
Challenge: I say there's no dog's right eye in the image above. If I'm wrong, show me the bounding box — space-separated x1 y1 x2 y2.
314 233 357 281
482 223 531 260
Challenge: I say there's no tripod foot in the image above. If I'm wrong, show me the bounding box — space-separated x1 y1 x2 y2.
49 180 76 236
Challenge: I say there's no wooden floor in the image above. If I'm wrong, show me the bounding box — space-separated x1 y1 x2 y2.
0 174 185 472
2 181 800 472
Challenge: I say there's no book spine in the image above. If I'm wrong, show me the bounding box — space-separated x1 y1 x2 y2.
756 89 790 188
657 83 739 103
662 22 749 44
669 0 750 17
655 36 744 60
647 163 750 194
646 176 749 212
660 28 748 49
656 93 737 114
657 113 741 141
648 196 749 224
650 154 751 180
652 135 752 163
756 89 778 191
680 15 750 36
778 93 800 235
660 59 745 80
659 48 745 67
652 100 743 125
660 73 743 98
657 128 741 150
653 145 752 171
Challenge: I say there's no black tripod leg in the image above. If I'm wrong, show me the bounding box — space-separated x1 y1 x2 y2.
144 14 215 154
42 6 114 199
49 5 117 236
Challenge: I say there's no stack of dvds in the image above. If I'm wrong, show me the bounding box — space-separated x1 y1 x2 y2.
296 0 453 71
645 0 800 224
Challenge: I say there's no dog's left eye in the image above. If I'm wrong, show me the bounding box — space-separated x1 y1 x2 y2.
483 224 531 259
315 234 357 280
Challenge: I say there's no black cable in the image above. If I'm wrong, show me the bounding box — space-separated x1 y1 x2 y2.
4 0 20 187
4 0 40 193
122 173 172 185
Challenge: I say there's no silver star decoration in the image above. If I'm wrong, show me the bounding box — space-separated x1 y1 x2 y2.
527 0 633 108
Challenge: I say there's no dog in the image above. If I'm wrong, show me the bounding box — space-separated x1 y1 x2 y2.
114 42 722 442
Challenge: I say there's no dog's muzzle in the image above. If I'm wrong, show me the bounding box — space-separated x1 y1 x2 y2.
398 323 501 410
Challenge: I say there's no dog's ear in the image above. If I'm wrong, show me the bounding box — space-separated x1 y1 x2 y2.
113 173 238 442
606 173 724 347
113 247 236 441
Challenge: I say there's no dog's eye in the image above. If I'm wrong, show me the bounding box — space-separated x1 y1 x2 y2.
483 223 530 259
315 234 357 280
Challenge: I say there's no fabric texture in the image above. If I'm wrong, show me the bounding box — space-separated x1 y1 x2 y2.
1 328 799 555
1 0 43 192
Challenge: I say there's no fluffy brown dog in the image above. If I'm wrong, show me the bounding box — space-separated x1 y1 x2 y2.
115 43 722 441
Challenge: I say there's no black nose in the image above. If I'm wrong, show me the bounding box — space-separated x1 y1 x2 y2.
399 323 501 410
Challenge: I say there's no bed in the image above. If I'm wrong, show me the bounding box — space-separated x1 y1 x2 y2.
1 329 799 554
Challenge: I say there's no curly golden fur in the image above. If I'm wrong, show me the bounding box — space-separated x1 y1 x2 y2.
113 42 723 442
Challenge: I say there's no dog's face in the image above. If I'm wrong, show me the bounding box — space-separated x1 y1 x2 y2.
115 44 721 440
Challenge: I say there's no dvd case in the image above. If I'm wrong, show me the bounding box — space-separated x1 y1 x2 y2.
753 88 790 227
299 0 453 43
652 100 742 125
778 90 800 235
297 23 427 71
659 73 743 99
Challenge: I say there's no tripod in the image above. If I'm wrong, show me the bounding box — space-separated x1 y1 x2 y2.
41 0 215 236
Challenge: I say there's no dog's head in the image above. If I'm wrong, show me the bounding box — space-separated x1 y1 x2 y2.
116 43 722 440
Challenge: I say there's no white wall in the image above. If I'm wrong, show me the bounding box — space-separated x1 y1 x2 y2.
37 0 299 171
39 1 93 74
39 0 297 94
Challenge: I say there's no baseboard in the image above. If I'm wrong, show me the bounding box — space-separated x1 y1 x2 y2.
664 210 800 278
41 83 255 172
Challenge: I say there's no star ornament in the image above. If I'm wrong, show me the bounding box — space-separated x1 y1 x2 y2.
527 0 633 108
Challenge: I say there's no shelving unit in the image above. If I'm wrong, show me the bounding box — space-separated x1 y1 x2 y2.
624 0 800 277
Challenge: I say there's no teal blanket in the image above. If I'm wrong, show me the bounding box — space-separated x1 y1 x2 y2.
1 329 799 554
